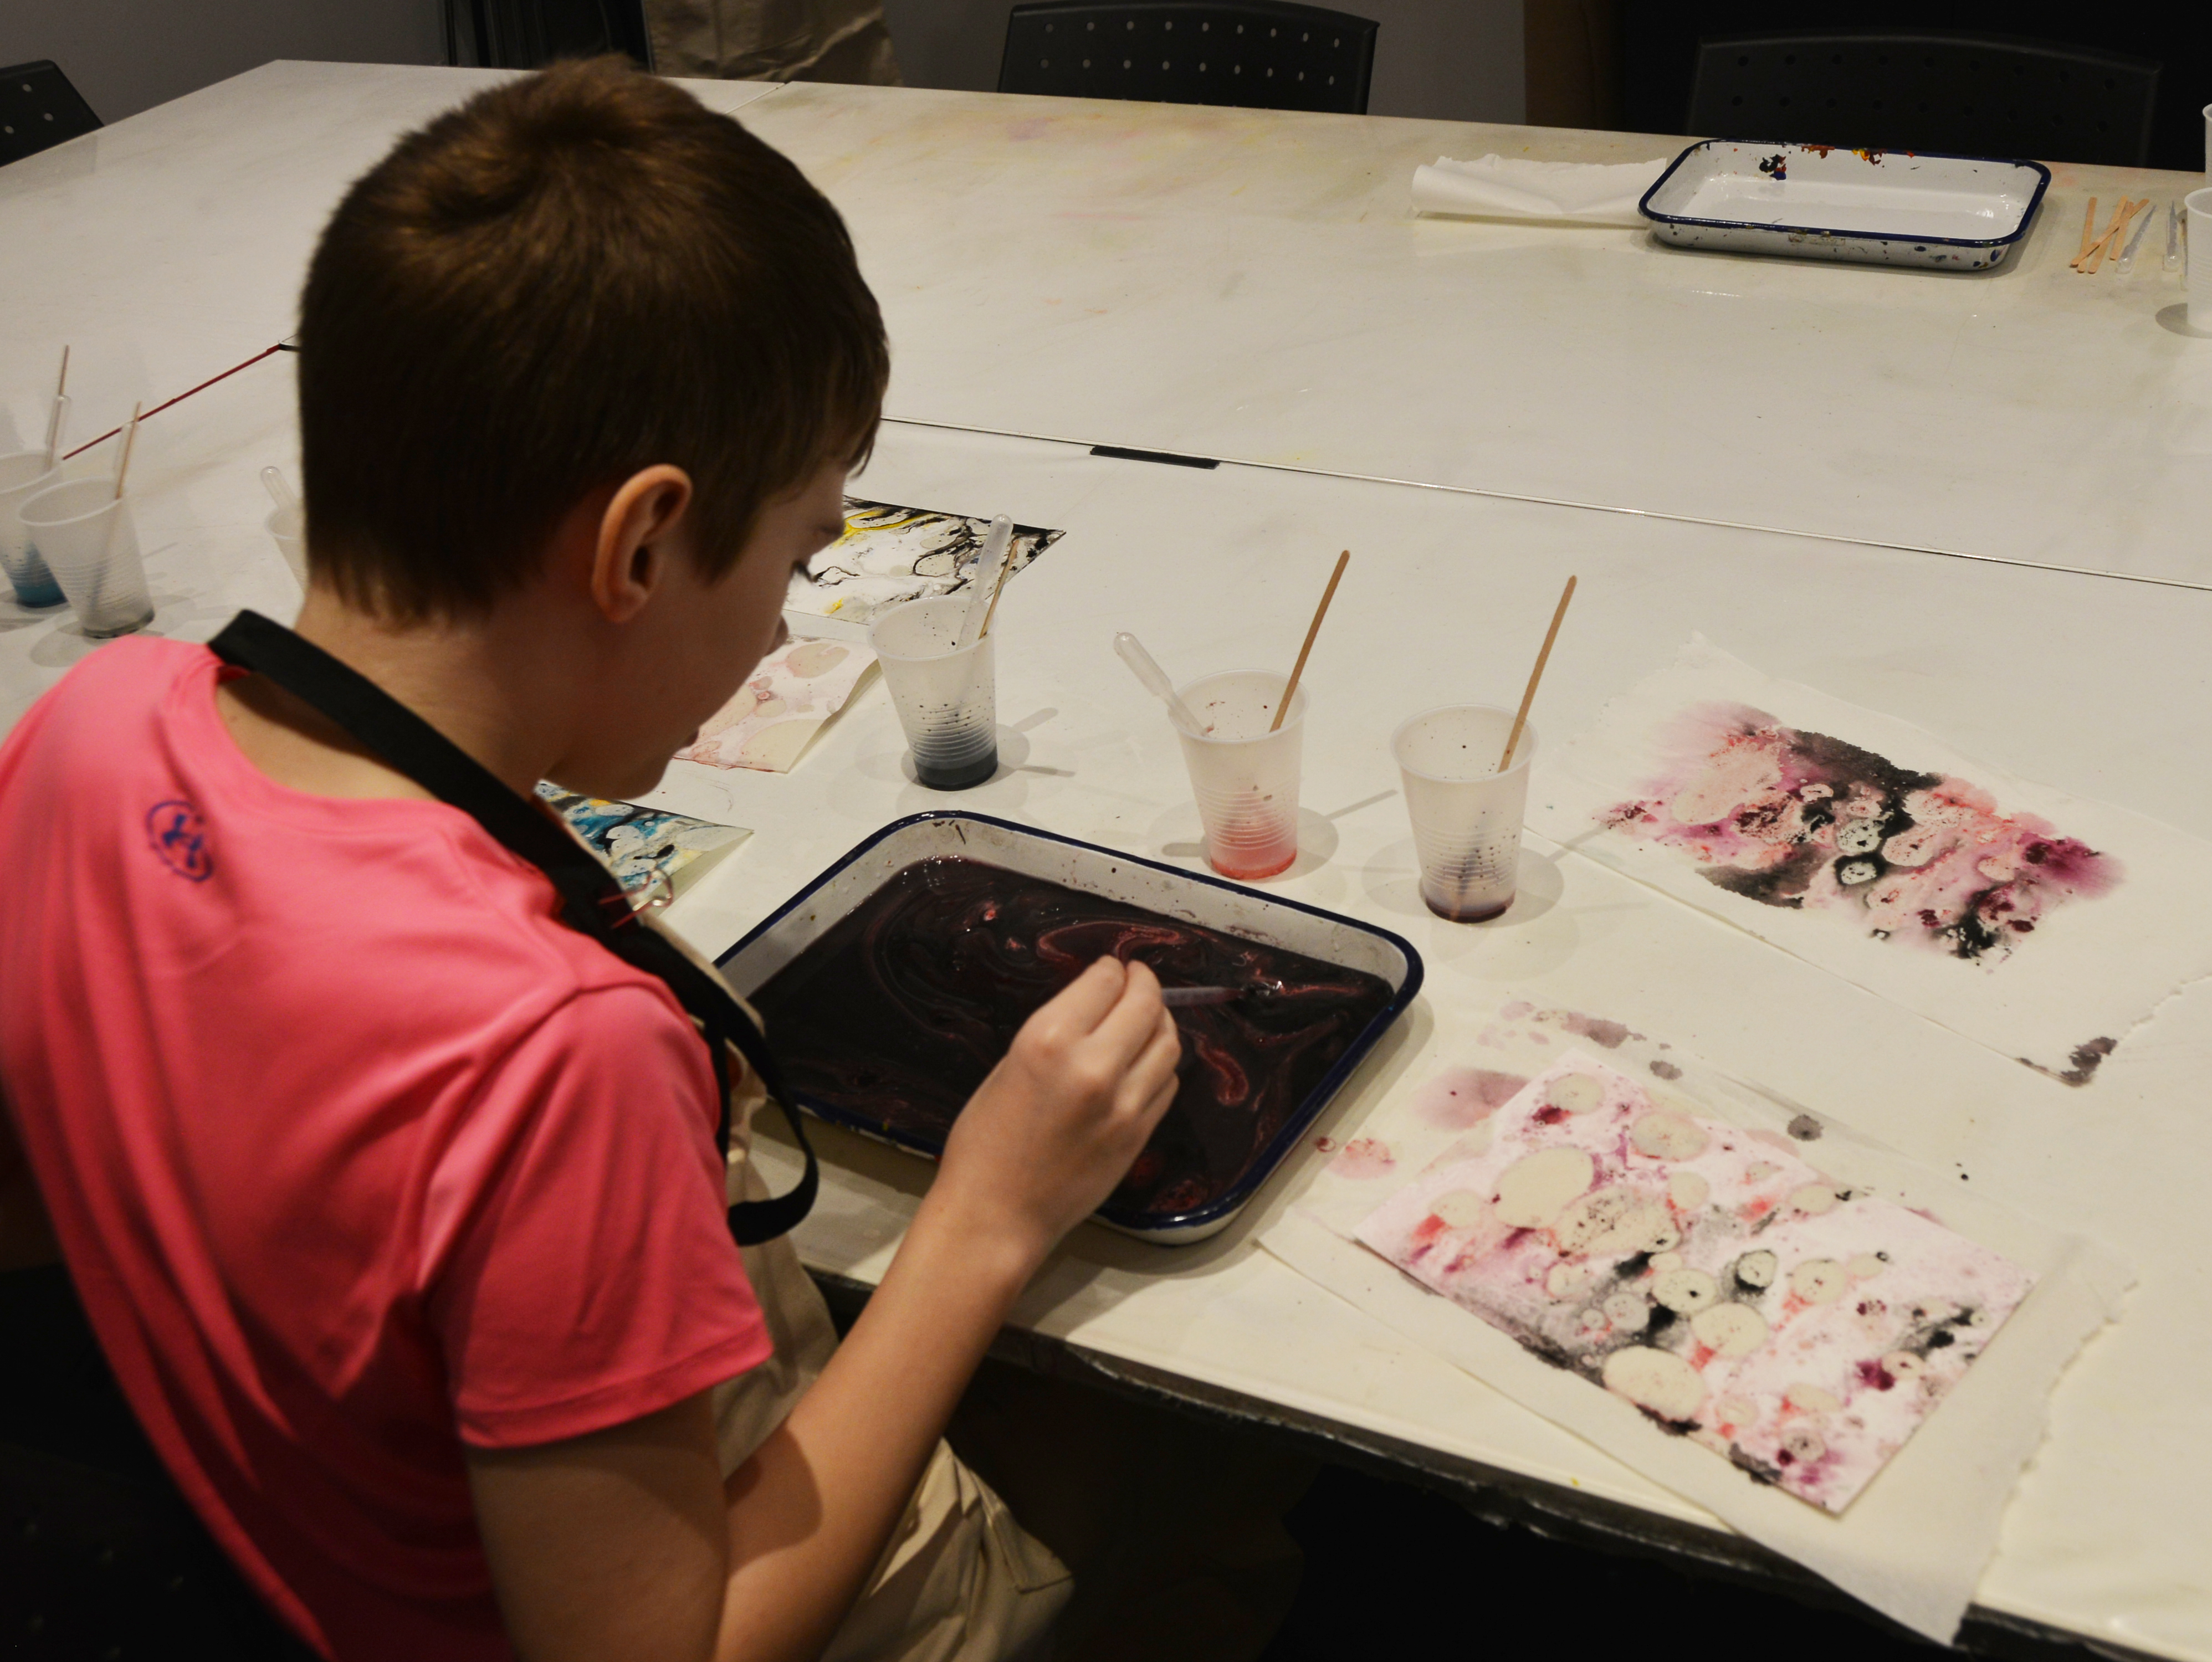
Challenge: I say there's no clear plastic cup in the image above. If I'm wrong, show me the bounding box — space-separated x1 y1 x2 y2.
2189 188 2212 333
0 451 65 607
266 501 307 590
18 479 154 638
1394 704 1535 922
1175 670 1306 880
869 596 997 789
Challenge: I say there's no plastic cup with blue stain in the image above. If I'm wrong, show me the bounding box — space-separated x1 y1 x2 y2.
870 595 998 789
18 477 154 637
0 452 66 608
1394 703 1535 922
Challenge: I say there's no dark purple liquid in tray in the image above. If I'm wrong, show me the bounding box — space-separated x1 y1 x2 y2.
751 856 1394 1220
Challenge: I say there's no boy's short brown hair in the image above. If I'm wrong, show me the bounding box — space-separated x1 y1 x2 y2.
297 58 887 620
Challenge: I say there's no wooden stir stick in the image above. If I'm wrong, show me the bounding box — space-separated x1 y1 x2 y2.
112 403 144 501
1498 574 1576 772
1271 549 1349 733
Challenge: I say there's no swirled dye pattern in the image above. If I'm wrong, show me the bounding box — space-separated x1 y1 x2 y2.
1355 1054 2033 1513
752 857 1393 1220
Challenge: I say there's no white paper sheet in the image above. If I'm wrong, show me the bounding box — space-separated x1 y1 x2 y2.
1265 1018 2131 1643
1527 638 2212 1083
1410 154 1669 226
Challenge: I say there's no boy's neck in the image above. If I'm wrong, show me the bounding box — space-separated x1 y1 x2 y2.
214 588 579 804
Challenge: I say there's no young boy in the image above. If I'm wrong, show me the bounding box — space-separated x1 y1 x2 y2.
0 60 1181 1661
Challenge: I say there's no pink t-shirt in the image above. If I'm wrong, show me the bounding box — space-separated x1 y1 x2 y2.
0 638 773 1659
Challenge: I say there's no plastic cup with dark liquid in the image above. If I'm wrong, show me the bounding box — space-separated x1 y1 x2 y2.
870 594 997 789
1394 703 1534 922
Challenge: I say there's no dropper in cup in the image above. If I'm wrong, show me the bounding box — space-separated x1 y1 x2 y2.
955 515 1014 650
260 465 297 514
1114 631 1206 733
43 346 70 470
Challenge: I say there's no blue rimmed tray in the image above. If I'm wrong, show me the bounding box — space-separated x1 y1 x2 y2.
1640 140 2050 270
715 812 1423 1244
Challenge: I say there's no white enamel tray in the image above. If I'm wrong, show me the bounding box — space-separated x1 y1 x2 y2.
1640 140 2050 270
716 812 1421 1245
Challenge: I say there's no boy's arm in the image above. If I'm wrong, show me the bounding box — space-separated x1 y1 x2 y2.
467 957 1180 1662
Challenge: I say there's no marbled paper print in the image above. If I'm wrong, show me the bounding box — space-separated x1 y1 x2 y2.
1355 1054 2033 1513
676 636 878 773
786 499 1065 628
1602 701 2119 968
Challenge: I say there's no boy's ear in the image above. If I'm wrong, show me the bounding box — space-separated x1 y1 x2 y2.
591 465 694 624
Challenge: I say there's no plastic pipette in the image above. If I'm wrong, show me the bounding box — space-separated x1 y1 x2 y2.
2119 201 2155 273
43 346 69 469
954 515 1013 650
2168 201 2184 274
1113 632 1205 734
261 466 298 512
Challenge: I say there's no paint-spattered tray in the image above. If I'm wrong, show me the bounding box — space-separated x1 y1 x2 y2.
1639 140 2050 270
716 812 1422 1245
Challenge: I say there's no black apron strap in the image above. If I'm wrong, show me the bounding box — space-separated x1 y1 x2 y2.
207 609 817 1247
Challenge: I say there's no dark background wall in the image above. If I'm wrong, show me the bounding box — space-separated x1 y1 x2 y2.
1614 2 2211 167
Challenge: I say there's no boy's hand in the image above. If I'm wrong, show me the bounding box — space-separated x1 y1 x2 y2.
931 957 1181 1270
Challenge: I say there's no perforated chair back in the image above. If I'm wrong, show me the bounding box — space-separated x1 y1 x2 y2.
1688 30 2159 167
451 0 653 69
999 1 1376 115
0 61 100 170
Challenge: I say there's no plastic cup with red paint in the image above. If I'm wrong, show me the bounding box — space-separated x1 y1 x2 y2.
1394 703 1534 922
1173 669 1305 880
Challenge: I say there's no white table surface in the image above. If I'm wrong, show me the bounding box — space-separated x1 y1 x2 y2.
5 59 2211 1660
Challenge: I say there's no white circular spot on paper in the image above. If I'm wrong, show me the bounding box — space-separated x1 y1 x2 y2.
1654 1268 1720 1314
1667 1170 1710 1213
1546 1263 1593 1300
1492 1147 1595 1229
1883 1351 1927 1382
1692 1302 1768 1357
1791 1259 1849 1304
1429 1189 1486 1229
1734 1250 1778 1289
1837 859 1878 885
1785 1384 1840 1415
1555 1188 1673 1258
1602 1347 1707 1422
1630 1111 1711 1162
1545 1071 1606 1115
1836 820 1882 855
1781 1426 1827 1463
1847 1254 1886 1280
1601 1291 1650 1331
1788 1183 1839 1215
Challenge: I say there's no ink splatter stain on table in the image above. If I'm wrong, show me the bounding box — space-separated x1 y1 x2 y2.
751 857 1393 1220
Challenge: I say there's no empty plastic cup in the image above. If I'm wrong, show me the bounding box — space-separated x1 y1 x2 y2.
267 501 307 590
2190 188 2212 333
1175 670 1306 880
0 451 64 607
18 479 154 638
870 596 997 789
1394 704 1535 922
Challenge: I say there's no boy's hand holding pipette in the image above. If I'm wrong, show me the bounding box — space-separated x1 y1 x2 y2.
930 956 1180 1269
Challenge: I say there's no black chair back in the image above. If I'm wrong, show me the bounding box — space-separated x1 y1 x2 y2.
999 1 1377 115
1 1265 317 1661
1688 29 2159 167
0 61 100 169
